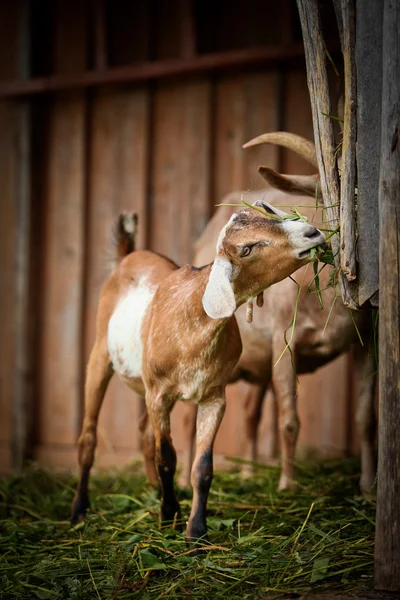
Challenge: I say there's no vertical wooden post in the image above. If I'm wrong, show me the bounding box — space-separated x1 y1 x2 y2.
12 0 33 470
296 0 359 309
338 0 357 282
374 0 400 591
355 0 383 307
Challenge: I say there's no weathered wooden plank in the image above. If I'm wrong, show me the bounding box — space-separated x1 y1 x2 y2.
339 0 357 281
0 0 35 471
38 95 85 446
0 0 18 82
85 86 149 452
332 0 344 48
11 0 35 470
53 0 87 75
12 110 33 468
150 78 212 265
0 101 17 473
282 68 315 174
296 0 358 309
36 0 88 454
374 0 400 590
215 71 280 201
355 0 383 306
94 0 107 70
0 1 17 472
107 0 152 66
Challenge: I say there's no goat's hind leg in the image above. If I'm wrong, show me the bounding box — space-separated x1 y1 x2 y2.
178 401 197 488
353 343 377 493
71 340 113 523
241 384 266 478
273 342 298 492
139 408 159 488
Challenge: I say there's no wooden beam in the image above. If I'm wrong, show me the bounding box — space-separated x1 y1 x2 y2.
374 0 400 591
0 43 308 98
296 0 358 309
339 0 357 282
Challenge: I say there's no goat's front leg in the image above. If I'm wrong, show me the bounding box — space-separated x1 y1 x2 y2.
272 343 298 491
71 341 113 523
353 343 377 493
146 394 181 525
186 396 226 549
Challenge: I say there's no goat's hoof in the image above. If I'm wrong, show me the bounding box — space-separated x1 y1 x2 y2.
360 475 376 495
161 501 181 529
185 520 209 553
240 466 254 479
278 474 296 492
71 493 90 524
185 535 210 555
264 456 280 467
186 543 210 556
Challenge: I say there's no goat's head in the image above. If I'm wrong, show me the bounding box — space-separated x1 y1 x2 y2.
202 200 326 319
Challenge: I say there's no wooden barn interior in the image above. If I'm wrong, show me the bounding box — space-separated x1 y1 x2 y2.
0 0 363 475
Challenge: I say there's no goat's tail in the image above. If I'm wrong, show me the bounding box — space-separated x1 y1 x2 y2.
114 213 138 262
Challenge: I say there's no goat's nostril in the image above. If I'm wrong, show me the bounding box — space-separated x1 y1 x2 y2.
304 225 319 238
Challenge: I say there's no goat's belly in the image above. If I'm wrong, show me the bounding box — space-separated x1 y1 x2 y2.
107 282 155 386
296 351 341 374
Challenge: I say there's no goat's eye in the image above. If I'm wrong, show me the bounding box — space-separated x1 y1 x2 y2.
241 245 253 258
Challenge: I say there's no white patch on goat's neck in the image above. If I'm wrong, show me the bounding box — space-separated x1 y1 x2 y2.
108 277 156 379
216 213 238 252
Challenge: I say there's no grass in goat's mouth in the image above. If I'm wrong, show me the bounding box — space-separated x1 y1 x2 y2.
299 248 314 259
311 245 335 265
0 459 375 599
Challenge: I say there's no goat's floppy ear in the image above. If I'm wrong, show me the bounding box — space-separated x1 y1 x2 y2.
202 257 236 319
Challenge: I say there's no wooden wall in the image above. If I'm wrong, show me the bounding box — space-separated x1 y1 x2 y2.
0 0 357 474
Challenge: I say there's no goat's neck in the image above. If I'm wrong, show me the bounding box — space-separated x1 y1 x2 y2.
230 273 269 308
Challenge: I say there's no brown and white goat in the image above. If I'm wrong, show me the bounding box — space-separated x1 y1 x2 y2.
180 133 377 494
71 201 325 547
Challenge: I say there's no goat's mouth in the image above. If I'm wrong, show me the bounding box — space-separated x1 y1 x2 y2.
298 242 329 260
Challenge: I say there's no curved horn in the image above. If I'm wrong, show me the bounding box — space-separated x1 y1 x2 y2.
243 132 318 168
258 166 320 198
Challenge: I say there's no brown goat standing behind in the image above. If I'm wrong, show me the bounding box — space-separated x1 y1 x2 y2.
180 133 377 494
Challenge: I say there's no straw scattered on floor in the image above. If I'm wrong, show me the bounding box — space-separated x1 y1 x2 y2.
0 458 375 599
